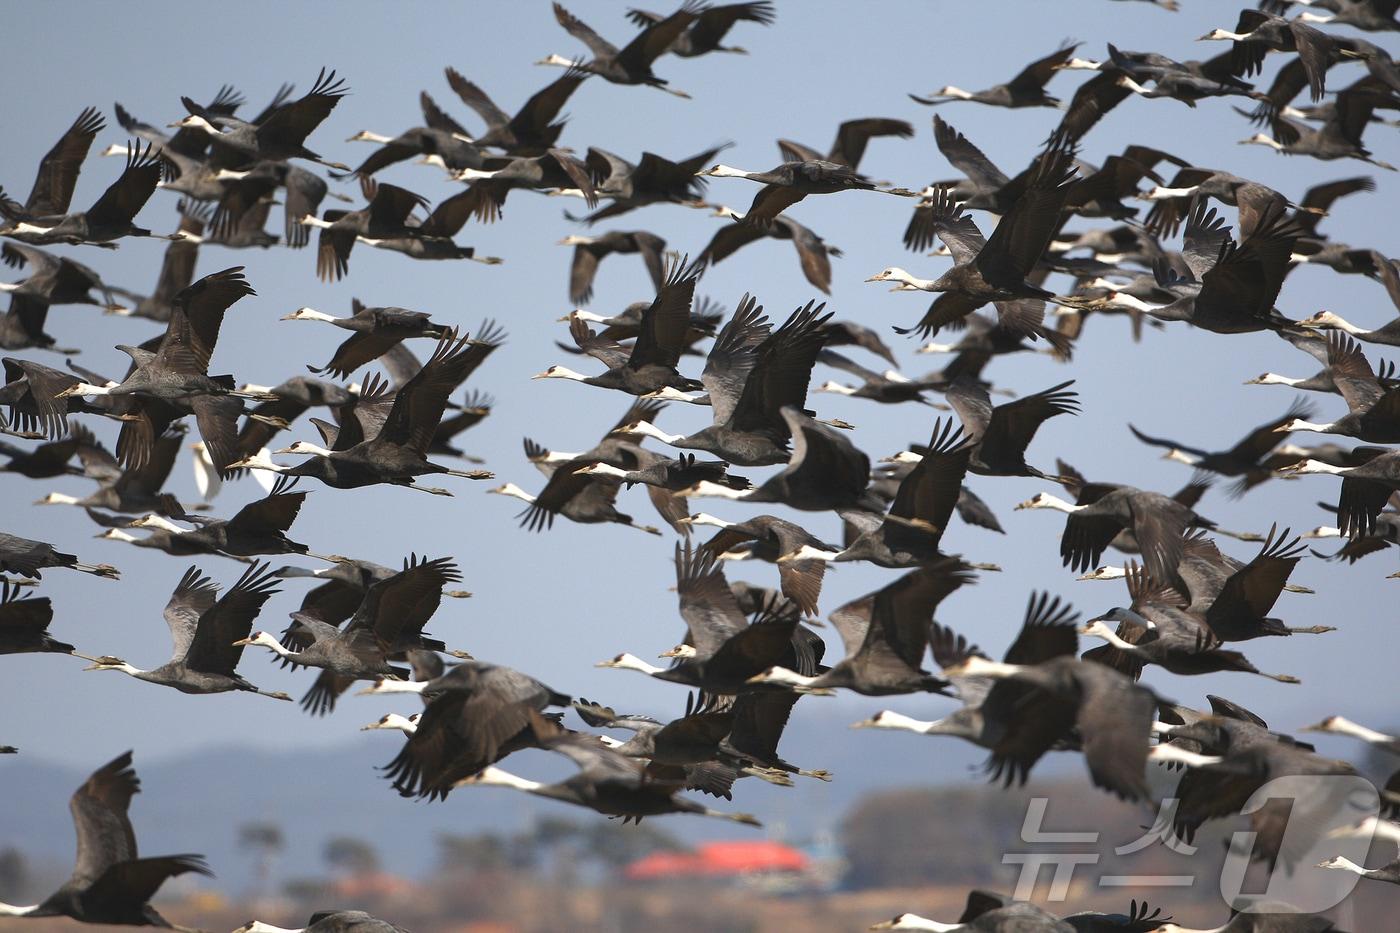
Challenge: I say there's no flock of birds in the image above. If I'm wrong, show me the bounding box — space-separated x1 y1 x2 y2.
2 1 1400 931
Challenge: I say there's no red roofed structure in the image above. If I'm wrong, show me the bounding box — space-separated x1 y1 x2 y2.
624 841 810 881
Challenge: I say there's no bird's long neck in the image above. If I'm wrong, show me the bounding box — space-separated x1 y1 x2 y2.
685 480 750 501
780 544 843 564
286 442 335 457
1089 628 1142 654
863 712 937 733
1107 292 1167 314
140 516 188 533
1253 373 1303 387
608 653 665 676
627 421 685 446
1293 458 1350 474
585 463 632 480
1318 315 1367 336
493 484 538 504
258 640 301 663
1322 857 1368 876
368 680 428 696
288 308 340 324
684 513 733 530
462 765 546 793
1148 744 1223 769
1324 717 1396 745
955 658 1026 679
1143 184 1201 200
1027 494 1082 514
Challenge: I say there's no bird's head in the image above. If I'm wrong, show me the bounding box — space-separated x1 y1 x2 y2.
273 441 324 456
657 644 697 659
1077 565 1125 581
531 364 586 381
231 631 282 650
697 164 745 178
82 655 131 672
1297 311 1342 329
557 235 595 246
168 114 220 134
864 267 905 283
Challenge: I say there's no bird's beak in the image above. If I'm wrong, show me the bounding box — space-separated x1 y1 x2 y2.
230 637 253 647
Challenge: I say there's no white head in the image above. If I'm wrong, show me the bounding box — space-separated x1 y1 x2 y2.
575 462 630 480
531 365 589 382
676 513 732 530
361 712 421 734
557 235 596 246
595 652 664 675
1057 58 1102 71
346 130 392 144
869 914 955 932
82 655 140 675
534 53 576 68
865 267 911 284
1244 372 1299 387
1077 565 1126 581
127 514 187 533
455 765 545 792
487 482 535 503
1278 458 1349 476
851 710 935 733
1238 133 1285 151
745 666 832 694
230 631 287 651
1014 492 1079 512
777 544 841 564
355 679 427 697
1316 855 1366 875
273 440 331 457
610 420 682 444
168 114 220 134
1164 448 1202 466
95 528 139 543
697 164 751 178
879 450 923 465
34 492 81 506
940 656 1023 680
1297 311 1345 329
225 449 286 473
817 380 857 396
280 307 339 323
658 643 698 659
54 381 111 399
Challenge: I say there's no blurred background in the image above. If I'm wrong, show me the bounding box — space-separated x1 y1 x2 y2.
1 1 1397 930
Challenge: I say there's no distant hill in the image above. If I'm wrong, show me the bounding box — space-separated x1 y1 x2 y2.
2 701 998 891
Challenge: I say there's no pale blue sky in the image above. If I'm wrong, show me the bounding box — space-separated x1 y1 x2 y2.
1 0 1396 818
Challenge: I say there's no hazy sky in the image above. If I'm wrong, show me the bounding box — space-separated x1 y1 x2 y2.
2 0 1396 824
